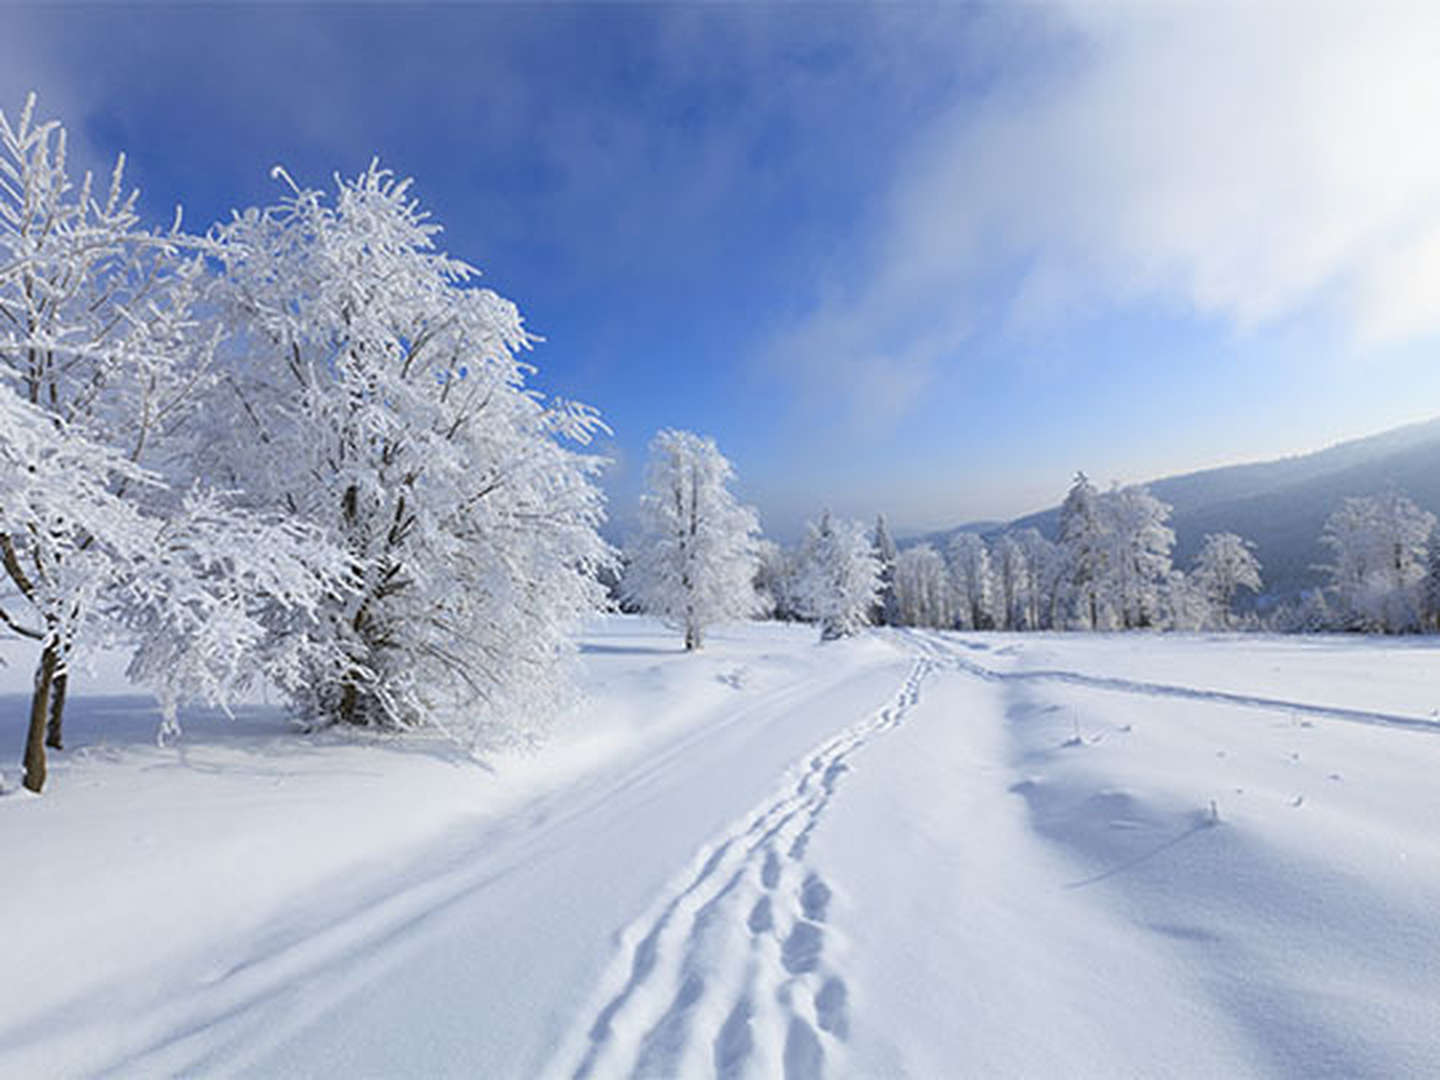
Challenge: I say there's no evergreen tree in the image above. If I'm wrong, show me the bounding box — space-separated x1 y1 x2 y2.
872 513 900 626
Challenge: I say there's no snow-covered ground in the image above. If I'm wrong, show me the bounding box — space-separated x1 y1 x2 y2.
3 618 1440 1077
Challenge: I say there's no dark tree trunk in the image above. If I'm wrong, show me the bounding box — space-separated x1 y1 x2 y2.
339 679 360 725
46 665 68 750
23 644 58 793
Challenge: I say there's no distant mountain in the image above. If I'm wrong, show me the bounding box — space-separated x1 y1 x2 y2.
919 416 1440 601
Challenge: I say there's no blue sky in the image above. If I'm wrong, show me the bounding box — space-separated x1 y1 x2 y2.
7 4 1440 541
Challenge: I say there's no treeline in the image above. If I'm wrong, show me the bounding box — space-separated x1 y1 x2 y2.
759 474 1259 633
756 478 1440 637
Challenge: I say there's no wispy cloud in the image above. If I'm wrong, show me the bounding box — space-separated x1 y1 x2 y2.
771 2 1440 425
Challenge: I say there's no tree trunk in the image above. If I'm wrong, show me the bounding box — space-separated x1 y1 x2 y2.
45 665 67 750
23 644 58 793
684 622 701 651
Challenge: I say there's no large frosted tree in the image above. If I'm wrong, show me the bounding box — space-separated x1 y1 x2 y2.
0 95 337 790
623 429 761 650
201 161 612 740
797 511 882 641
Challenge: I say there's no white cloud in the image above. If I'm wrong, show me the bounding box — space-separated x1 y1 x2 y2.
774 2 1440 421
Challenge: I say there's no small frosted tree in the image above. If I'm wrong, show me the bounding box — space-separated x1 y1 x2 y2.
755 539 804 621
894 544 954 628
991 533 1028 631
1423 528 1440 631
1058 471 1107 628
797 511 882 641
1319 492 1435 632
1014 527 1060 630
1192 533 1262 629
947 532 994 630
1100 485 1175 629
623 430 761 650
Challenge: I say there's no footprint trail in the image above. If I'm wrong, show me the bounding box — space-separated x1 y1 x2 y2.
555 658 934 1080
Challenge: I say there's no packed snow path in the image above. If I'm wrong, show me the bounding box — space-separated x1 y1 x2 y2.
555 658 933 1080
4 619 1440 1077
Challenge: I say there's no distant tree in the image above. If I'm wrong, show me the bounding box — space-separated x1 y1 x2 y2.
990 533 1024 631
1100 485 1175 629
1192 533 1262 629
1319 492 1435 632
624 430 761 650
754 539 804 621
1424 528 1440 631
797 511 882 640
1058 472 1107 628
1013 527 1060 630
1162 570 1209 631
894 544 954 628
947 533 994 630
872 514 900 626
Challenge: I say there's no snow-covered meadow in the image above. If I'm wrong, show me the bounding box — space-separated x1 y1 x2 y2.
4 617 1439 1077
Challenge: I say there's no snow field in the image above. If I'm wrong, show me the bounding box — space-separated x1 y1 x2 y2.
4 619 1440 1078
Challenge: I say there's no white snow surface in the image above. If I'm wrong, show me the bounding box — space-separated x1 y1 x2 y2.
3 619 1440 1077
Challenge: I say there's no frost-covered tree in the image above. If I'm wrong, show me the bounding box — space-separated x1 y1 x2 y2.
1057 472 1107 628
1423 528 1440 632
202 162 611 739
0 95 337 790
1319 492 1435 633
1100 485 1175 629
1192 532 1262 629
894 544 954 628
1014 527 1060 630
947 532 994 630
623 430 760 650
990 533 1024 631
797 511 881 640
872 514 900 626
1162 570 1209 631
755 539 804 622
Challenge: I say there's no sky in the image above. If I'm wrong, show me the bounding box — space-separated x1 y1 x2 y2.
6 3 1440 541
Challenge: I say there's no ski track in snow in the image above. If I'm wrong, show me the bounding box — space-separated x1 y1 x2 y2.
902 630 1440 735
556 657 933 1080
10 659 877 1079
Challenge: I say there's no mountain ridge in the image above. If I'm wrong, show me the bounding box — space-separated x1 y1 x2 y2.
913 415 1440 600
